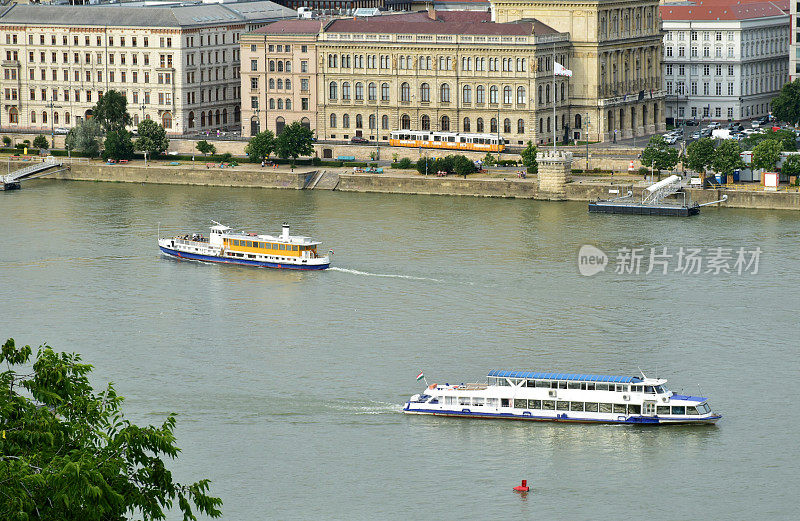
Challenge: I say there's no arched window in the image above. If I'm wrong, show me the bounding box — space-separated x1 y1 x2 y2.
368 82 376 101
162 112 172 129
381 114 389 130
201 112 206 126
269 78 275 89
342 82 351 100
381 83 390 101
517 119 525 134
285 60 291 73
277 98 283 110
301 117 310 130
355 114 363 128
234 105 240 123
277 61 283 72
517 86 526 105
463 117 470 132
330 113 337 128
285 79 291 90
440 83 450 103
64 112 70 125
269 98 275 110
343 113 350 128
462 85 472 104
546 84 550 103
30 111 36 123
222 108 227 124
134 114 139 126
329 82 338 100
276 116 285 134
401 114 410 129
277 79 283 90
476 117 484 132
503 118 511 133
42 111 47 124
369 114 376 130
441 115 450 131
250 116 260 135
54 112 59 125
575 114 582 129
476 85 485 103
538 85 542 104
215 110 220 125
269 60 275 72
561 83 565 101
539 118 543 133
285 99 291 110
547 117 551 133
355 82 363 101
401 82 410 102
188 111 195 128
490 117 497 133
503 86 512 104
420 83 430 102
489 85 498 104
421 114 430 130
9 107 18 124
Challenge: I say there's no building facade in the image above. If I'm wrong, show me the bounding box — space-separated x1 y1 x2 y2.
0 2 294 136
660 1 789 123
792 0 800 81
491 0 665 141
243 11 574 146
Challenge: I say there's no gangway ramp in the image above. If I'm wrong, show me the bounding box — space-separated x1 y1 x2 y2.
1 159 67 191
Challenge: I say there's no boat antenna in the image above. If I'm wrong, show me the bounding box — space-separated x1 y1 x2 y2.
211 220 224 227
638 366 647 380
157 221 160 238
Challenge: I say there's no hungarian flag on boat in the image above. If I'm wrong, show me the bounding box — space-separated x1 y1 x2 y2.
416 372 425 381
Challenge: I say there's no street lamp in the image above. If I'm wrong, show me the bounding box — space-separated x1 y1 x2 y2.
48 99 63 149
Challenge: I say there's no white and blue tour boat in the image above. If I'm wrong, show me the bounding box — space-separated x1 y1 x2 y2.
158 222 331 270
404 370 721 425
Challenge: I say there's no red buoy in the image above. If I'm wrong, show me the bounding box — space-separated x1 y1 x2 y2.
513 480 530 492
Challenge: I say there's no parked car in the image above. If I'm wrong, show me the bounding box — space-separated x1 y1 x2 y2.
665 134 680 145
707 122 721 129
691 131 702 139
685 119 698 127
350 136 368 144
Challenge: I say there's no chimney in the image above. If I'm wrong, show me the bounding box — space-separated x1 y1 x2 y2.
427 3 437 20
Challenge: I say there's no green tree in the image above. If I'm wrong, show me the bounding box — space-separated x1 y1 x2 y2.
451 154 476 178
641 135 679 173
0 338 222 521
685 137 715 173
195 140 216 157
751 138 783 172
2 136 10 147
135 119 170 158
520 141 538 175
103 130 135 160
781 154 800 183
32 134 50 149
65 119 103 157
711 139 745 177
741 128 797 152
275 122 314 162
92 90 132 133
415 156 431 175
244 130 276 162
482 152 496 167
771 79 800 125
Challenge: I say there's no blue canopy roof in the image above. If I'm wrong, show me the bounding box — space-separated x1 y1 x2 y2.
488 370 642 384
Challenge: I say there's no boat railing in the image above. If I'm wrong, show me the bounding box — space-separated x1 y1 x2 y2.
173 238 214 247
450 383 488 390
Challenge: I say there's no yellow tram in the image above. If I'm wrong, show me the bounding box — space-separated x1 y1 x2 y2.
389 130 505 152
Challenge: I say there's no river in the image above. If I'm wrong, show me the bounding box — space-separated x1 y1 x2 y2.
2 179 798 520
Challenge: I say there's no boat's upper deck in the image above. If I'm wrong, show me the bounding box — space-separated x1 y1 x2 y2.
222 231 320 246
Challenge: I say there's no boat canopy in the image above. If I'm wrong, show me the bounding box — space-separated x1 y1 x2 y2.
488 370 642 384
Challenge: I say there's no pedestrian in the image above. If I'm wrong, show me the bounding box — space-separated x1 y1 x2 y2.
261 160 265 168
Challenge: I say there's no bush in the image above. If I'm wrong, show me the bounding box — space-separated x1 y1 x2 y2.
638 167 650 176
220 152 233 162
2 136 10 146
393 158 414 169
32 135 50 149
497 159 518 167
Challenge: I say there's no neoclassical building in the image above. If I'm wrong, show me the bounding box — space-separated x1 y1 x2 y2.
490 0 665 141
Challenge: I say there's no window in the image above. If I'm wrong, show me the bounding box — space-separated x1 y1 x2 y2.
420 83 430 102
517 86 526 105
463 117 470 132
440 83 450 103
342 114 350 128
503 118 511 133
342 82 350 100
441 115 450 131
463 85 472 103
251 59 258 71
599 403 613 413
382 83 390 101
489 85 498 104
517 119 524 134
400 82 410 102
382 115 389 130
503 86 512 104
476 85 484 104
421 114 430 130
330 113 337 128
476 117 484 132
368 82 376 101
329 82 337 100
355 82 363 100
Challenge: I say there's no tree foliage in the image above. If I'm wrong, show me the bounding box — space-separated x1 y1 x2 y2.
244 131 276 161
195 140 216 157
103 130 135 160
275 122 314 161
32 135 50 150
781 154 800 180
0 338 222 521
92 90 132 133
685 138 715 173
711 140 745 177
520 141 539 174
135 119 170 157
414 154 475 177
741 128 797 152
771 79 800 126
751 139 783 172
641 135 679 172
65 119 103 157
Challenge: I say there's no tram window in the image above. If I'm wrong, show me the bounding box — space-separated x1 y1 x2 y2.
535 380 549 388
584 402 599 412
460 137 466 143
628 404 641 414
448 137 455 142
599 403 613 413
570 401 584 411
568 382 581 389
613 404 626 414
279 244 286 250
671 406 684 414
556 401 569 411
558 381 567 389
514 399 527 409
686 406 699 415
657 406 670 415
246 241 252 247
528 399 541 409
233 240 239 246
292 245 298 251
542 400 555 410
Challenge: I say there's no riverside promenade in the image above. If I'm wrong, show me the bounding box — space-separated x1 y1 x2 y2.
41 158 800 211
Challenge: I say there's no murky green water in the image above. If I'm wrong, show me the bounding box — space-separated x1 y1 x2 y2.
2 179 798 519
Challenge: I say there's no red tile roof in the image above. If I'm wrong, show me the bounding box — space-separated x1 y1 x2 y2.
253 19 323 34
659 0 789 21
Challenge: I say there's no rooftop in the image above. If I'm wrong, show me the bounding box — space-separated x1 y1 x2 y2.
659 0 789 21
252 19 323 34
488 370 645 384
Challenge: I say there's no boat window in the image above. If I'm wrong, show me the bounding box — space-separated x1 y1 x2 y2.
570 401 584 411
558 381 567 389
458 397 470 406
654 385 666 393
556 401 569 411
535 380 549 388
526 379 535 387
568 382 581 389
596 384 609 391
542 400 555 410
472 397 484 407
497 378 510 387
501 399 510 407
486 398 499 407
644 386 655 394
671 405 685 415
657 406 671 415
698 403 710 414
631 385 641 393
599 403 613 413
444 396 456 405
584 402 599 412
581 383 587 390
514 399 527 409
617 385 628 392
628 404 641 414
586 383 595 390
550 381 558 389
613 404 626 414
528 399 541 409
686 406 699 415
487 377 496 386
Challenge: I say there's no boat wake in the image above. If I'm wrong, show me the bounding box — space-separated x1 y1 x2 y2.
328 400 403 415
329 266 445 283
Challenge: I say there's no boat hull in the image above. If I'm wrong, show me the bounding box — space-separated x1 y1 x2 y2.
403 406 721 425
159 246 330 270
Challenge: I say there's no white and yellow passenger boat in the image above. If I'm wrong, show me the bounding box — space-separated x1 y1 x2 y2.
158 222 331 270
